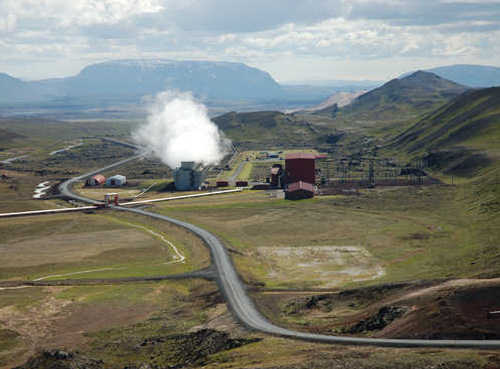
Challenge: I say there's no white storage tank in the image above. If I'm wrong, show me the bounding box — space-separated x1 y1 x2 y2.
106 174 127 186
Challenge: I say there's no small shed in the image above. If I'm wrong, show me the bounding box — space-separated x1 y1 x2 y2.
285 181 315 200
106 174 127 187
216 180 229 187
86 174 106 186
270 164 283 188
235 181 248 187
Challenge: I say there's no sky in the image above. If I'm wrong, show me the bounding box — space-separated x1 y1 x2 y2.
0 0 499 82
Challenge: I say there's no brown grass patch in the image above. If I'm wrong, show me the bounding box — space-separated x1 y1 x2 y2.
0 229 158 268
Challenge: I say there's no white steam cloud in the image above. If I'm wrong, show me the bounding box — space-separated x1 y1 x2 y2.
133 91 232 169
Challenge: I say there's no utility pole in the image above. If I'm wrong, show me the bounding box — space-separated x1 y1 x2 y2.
368 159 375 187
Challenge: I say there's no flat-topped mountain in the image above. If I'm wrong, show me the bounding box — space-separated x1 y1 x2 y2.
62 59 283 100
0 60 284 105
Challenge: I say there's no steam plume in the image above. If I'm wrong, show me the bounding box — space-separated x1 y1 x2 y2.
133 91 232 169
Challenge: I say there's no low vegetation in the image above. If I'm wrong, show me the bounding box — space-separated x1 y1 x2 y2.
1 81 499 368
0 211 210 282
153 185 499 289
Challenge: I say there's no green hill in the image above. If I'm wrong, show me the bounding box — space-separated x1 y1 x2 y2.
392 87 500 155
390 87 500 214
315 71 468 127
213 111 327 148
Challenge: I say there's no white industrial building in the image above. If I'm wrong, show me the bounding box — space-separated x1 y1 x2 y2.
106 174 127 186
174 162 206 191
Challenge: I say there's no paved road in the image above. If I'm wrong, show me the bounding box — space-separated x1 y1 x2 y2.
228 161 247 185
59 155 500 349
59 154 143 205
0 154 29 164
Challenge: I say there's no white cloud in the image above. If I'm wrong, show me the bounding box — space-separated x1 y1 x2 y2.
0 13 17 33
1 0 163 27
0 0 499 81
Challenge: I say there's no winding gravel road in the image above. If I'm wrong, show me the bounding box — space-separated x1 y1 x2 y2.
59 155 500 349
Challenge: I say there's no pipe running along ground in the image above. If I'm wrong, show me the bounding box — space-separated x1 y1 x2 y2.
58 154 500 349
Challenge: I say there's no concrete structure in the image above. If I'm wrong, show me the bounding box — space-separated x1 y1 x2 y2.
270 164 283 188
285 181 315 200
285 153 316 185
106 175 126 186
104 193 119 206
174 161 206 191
86 174 106 186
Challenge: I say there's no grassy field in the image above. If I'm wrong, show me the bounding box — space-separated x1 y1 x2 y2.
0 211 210 281
1 109 499 368
151 186 499 290
2 177 499 369
0 279 219 368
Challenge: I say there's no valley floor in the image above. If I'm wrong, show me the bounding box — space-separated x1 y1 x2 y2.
0 117 499 368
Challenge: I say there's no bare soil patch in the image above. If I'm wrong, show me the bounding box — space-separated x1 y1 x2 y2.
257 278 500 340
255 246 384 288
48 300 156 348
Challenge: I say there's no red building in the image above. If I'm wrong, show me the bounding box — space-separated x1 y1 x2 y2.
86 174 106 186
285 153 316 185
285 181 315 200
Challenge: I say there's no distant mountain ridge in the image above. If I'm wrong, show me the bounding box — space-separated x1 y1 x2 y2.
65 59 283 100
403 64 500 88
0 59 285 105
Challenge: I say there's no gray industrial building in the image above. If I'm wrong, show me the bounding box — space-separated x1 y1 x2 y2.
106 174 127 186
174 162 206 191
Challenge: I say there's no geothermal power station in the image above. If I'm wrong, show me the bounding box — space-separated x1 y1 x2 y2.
83 151 326 200
174 161 207 191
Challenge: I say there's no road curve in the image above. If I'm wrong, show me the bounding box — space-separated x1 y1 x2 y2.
59 156 500 349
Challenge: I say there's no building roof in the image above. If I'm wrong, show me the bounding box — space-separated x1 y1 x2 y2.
108 174 126 180
285 153 317 160
180 161 195 169
92 174 106 182
286 181 315 192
